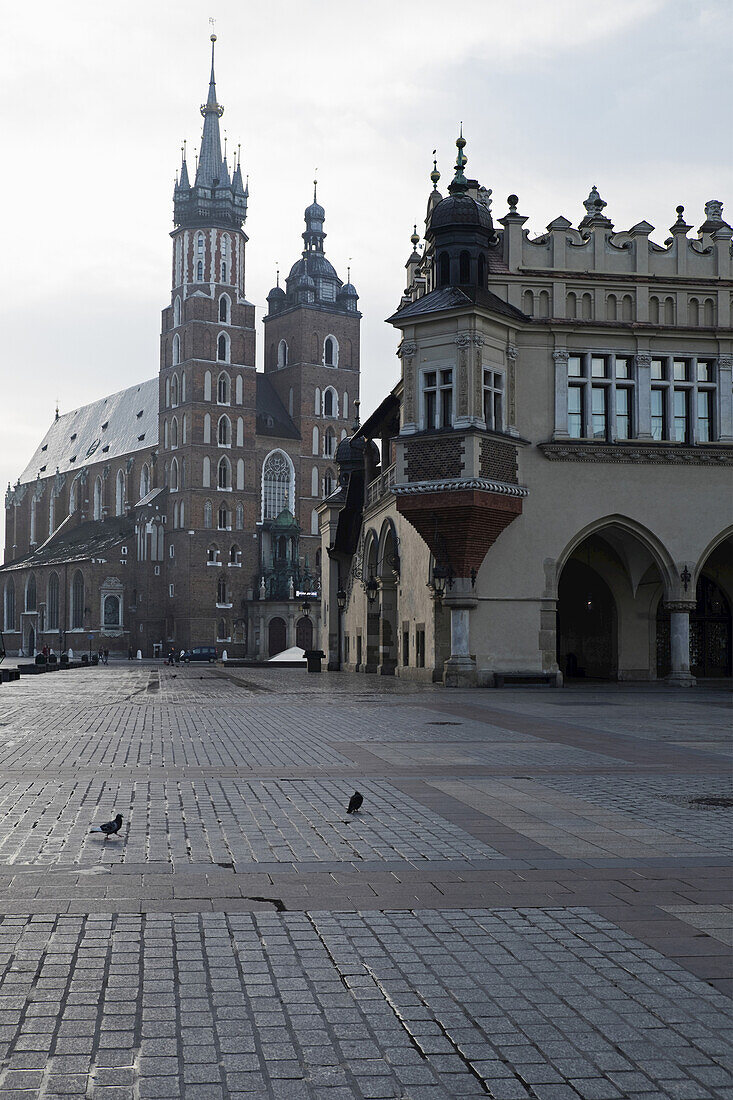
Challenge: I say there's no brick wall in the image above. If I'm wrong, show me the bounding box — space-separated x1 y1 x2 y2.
404 436 463 482
480 437 518 483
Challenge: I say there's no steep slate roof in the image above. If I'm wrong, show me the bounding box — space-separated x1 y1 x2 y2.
256 375 300 440
388 285 528 324
18 379 159 487
0 515 134 574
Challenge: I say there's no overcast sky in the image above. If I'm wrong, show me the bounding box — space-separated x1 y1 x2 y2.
1 0 731 549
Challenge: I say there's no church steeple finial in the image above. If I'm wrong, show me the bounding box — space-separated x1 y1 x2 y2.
448 125 469 194
430 150 441 191
196 32 225 187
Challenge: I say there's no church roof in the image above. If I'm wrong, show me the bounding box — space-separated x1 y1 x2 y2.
0 515 135 574
388 284 528 324
18 378 159 487
256 375 300 439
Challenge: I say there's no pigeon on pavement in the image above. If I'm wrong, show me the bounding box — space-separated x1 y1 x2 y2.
347 791 363 814
89 813 123 836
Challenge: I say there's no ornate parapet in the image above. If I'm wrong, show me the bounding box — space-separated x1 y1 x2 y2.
539 441 733 466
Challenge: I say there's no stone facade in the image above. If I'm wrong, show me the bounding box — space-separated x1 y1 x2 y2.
319 139 733 688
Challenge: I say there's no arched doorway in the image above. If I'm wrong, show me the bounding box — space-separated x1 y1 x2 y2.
377 521 399 675
296 617 313 651
557 559 617 679
26 624 36 657
268 617 287 657
555 524 671 682
364 532 379 673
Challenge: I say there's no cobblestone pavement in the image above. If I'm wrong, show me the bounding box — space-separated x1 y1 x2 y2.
0 663 730 1099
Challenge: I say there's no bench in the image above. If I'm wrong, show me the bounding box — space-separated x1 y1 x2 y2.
493 671 561 688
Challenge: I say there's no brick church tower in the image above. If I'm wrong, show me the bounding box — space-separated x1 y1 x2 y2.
263 189 361 562
159 35 257 649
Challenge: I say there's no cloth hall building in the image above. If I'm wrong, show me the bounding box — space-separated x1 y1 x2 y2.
319 137 732 687
1 39 360 660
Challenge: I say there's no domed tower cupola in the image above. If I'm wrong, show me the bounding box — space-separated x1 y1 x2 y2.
266 271 286 315
426 130 495 290
303 182 326 253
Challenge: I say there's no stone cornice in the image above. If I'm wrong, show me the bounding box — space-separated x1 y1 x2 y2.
512 268 733 288
539 441 733 466
394 477 529 499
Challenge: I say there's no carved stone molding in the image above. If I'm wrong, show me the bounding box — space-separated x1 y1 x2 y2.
397 341 418 359
506 344 518 360
394 477 528 499
718 355 733 371
635 352 653 368
472 335 485 347
552 350 569 365
664 600 696 614
455 334 472 348
539 441 733 466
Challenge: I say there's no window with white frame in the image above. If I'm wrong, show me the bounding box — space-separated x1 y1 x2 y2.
651 356 716 443
217 372 230 404
566 353 635 441
482 370 504 431
323 428 336 458
422 368 453 429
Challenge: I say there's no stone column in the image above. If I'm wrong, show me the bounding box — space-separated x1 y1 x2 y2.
505 344 519 436
717 356 733 442
635 352 654 440
552 350 569 439
442 582 478 687
398 341 419 434
665 600 696 687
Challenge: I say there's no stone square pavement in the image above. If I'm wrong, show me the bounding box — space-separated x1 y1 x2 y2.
0 662 730 1099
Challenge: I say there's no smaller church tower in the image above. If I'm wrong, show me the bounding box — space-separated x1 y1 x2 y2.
263 188 360 554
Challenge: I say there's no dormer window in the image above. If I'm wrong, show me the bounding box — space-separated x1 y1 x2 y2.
101 421 108 430
422 368 454 430
41 444 47 451
136 409 143 418
70 433 77 442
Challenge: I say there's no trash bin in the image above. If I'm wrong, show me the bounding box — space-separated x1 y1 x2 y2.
304 649 326 674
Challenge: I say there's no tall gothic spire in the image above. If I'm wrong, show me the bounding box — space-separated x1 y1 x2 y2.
195 35 225 187
173 36 248 229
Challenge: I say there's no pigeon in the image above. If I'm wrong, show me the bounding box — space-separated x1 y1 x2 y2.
89 813 123 836
347 791 363 814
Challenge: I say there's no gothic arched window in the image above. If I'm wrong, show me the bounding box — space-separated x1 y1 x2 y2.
172 335 180 366
217 333 230 363
219 295 230 323
218 457 231 490
217 575 228 604
139 464 150 500
196 260 204 281
4 579 15 631
235 502 244 529
217 372 230 404
261 450 294 520
93 476 103 521
323 428 336 458
116 470 125 516
323 388 336 417
218 504 230 530
324 336 338 367
204 500 213 529
171 373 179 406
71 570 84 630
171 417 178 448
173 296 181 326
47 572 59 630
218 415 231 446
278 340 288 368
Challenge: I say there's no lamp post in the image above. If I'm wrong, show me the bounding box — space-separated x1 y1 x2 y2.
336 587 347 671
300 595 311 618
365 575 378 605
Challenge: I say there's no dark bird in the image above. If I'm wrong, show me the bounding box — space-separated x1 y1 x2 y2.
347 791 363 814
89 813 123 836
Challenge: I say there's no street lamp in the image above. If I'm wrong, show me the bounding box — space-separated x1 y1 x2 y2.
336 588 347 612
430 563 452 601
365 575 378 605
300 596 311 617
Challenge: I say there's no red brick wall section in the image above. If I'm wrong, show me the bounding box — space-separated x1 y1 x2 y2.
396 489 522 575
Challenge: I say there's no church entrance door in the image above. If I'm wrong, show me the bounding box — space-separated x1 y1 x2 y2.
268 617 287 658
